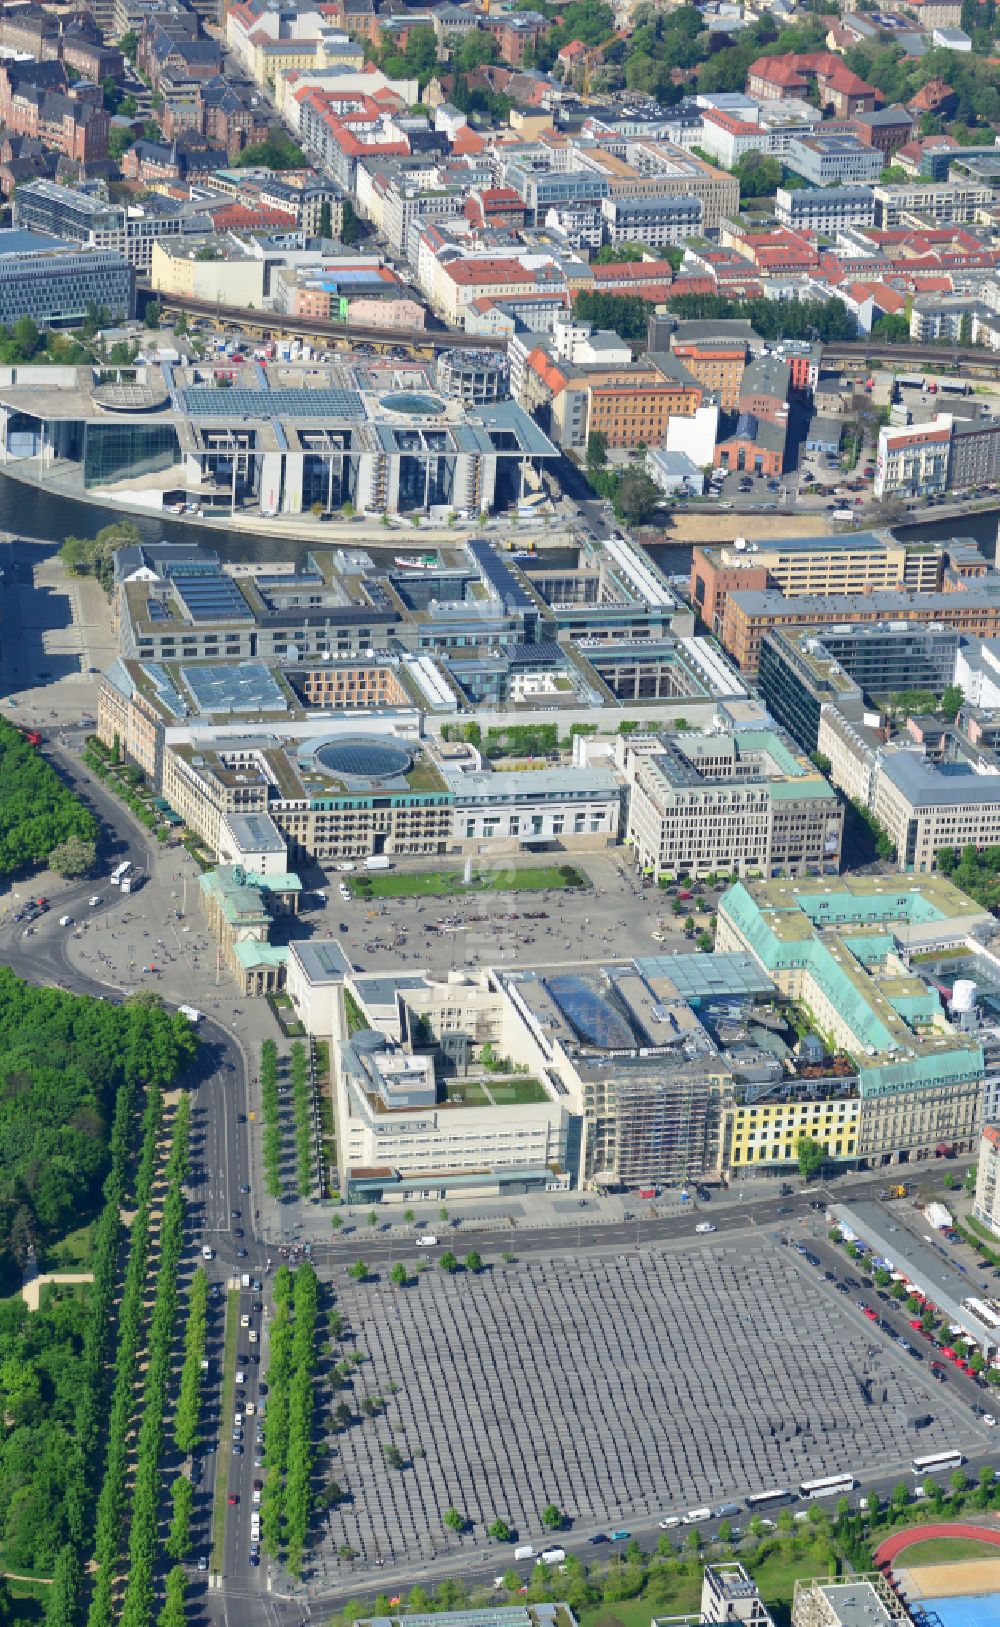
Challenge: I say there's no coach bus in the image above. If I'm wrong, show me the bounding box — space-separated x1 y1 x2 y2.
745 1489 794 1511
110 861 131 885
912 1451 965 1477
799 1473 856 1500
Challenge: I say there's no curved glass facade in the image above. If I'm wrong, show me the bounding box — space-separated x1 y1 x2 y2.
83 422 178 488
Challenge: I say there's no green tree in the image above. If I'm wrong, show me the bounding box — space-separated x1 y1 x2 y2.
439 1250 459 1273
48 836 97 877
341 199 362 244
108 127 134 163
348 1259 368 1281
616 470 660 524
44 1545 83 1627
489 1518 511 1543
144 302 161 330
166 1474 193 1558
158 1566 187 1627
732 151 782 199
541 1503 563 1530
587 429 608 466
797 1135 826 1181
444 1506 465 1533
389 1261 408 1288
367 1208 378 1229
464 1250 483 1273
941 683 965 721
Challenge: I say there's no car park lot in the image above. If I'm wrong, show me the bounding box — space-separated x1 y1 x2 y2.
316 1230 981 1573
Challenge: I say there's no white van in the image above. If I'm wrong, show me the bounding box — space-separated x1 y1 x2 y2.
541 1547 566 1564
683 1507 711 1525
416 1235 438 1247
514 1545 533 1561
695 1223 716 1234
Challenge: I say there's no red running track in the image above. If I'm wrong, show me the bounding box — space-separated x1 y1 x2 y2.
875 1521 1000 1568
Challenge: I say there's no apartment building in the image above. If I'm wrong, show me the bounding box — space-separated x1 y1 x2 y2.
874 418 952 500
775 184 875 233
873 179 994 227
670 330 748 411
974 1123 1000 1237
600 194 703 248
625 728 843 881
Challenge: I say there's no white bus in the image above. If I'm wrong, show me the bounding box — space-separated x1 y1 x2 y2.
912 1451 965 1477
745 1488 794 1510
110 861 131 886
799 1474 856 1500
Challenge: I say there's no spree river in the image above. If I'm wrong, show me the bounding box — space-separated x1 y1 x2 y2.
4 467 999 573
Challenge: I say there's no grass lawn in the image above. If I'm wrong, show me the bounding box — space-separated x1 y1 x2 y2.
486 1078 548 1105
747 1537 839 1612
44 1221 94 1269
898 1536 1000 1563
579 1579 701 1627
354 864 587 899
210 1289 240 1575
444 1080 490 1106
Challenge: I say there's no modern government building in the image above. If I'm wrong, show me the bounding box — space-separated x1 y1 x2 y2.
0 355 557 518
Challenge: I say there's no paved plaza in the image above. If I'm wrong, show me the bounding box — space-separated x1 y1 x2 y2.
320 1238 972 1569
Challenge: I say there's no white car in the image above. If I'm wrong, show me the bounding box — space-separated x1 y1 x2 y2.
88 895 101 907
658 1516 681 1529
59 914 72 926
984 1414 997 1428
695 1222 716 1234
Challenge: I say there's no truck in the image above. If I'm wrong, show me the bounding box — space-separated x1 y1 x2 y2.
513 1545 533 1561
121 871 143 894
178 1005 203 1024
364 855 392 871
540 1547 565 1564
879 1183 908 1200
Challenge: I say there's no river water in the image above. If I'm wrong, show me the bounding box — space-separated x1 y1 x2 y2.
4 467 999 574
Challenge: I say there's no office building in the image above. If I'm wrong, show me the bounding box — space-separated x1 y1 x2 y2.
875 417 953 500
759 623 960 751
690 532 944 642
0 231 133 327
975 1123 1000 1237
786 134 882 187
334 968 573 1202
872 748 1000 872
720 587 1000 675
14 177 213 272
625 727 843 881
718 874 989 1167
792 1574 919 1627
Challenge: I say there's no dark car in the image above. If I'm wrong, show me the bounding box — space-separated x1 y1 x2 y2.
231 1209 241 1219
234 1228 244 1238
240 1183 251 1194
236 1247 248 1258
589 1535 608 1545
777 1205 792 1215
824 1270 836 1281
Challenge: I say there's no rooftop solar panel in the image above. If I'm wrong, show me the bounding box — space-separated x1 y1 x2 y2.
172 573 253 623
178 388 363 420
180 660 288 714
